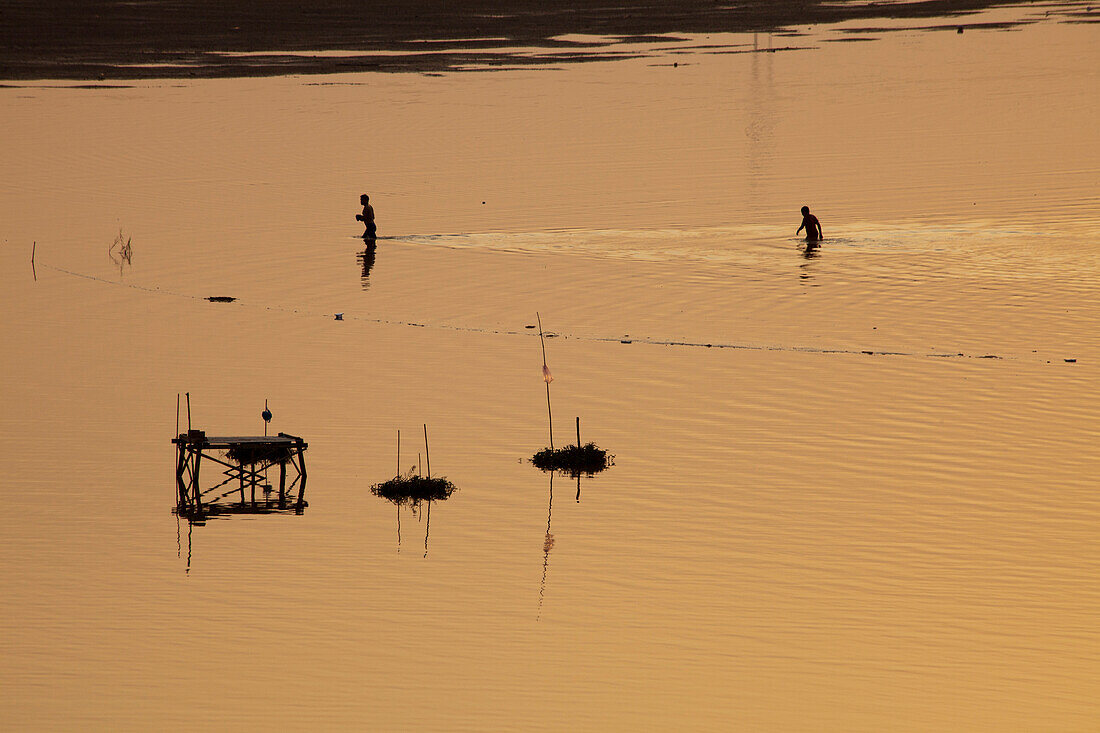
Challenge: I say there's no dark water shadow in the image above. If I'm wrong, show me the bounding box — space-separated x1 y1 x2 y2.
358 238 378 290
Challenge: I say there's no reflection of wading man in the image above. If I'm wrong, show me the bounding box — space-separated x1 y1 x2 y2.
356 193 376 238
797 205 822 241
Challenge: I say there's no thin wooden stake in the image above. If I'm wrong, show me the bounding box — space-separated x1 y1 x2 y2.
537 312 554 450
423 424 431 479
185 392 192 431
397 429 401 478
176 394 180 436
576 416 581 448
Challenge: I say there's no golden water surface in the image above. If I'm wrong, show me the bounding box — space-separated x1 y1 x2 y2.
1 6 1098 731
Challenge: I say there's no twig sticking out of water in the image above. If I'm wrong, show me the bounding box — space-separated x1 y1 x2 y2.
109 228 133 274
374 425 457 505
537 312 554 450
424 424 431 478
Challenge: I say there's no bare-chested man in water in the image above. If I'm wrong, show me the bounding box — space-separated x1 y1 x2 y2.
356 193 376 239
797 205 822 241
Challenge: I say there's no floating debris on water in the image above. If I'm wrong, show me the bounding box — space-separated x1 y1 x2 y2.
371 475 457 505
206 296 236 302
532 442 613 475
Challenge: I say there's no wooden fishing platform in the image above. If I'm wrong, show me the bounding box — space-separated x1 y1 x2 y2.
172 429 308 521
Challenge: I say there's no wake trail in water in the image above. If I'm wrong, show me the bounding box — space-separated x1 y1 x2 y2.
42 261 1060 365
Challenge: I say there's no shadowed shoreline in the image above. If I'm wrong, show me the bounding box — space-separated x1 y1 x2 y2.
0 0 1054 79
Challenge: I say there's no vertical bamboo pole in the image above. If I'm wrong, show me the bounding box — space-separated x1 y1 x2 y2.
576 416 581 448
537 312 553 450
191 446 203 517
278 459 287 509
295 438 308 512
397 429 401 478
423 424 431 479
175 442 188 509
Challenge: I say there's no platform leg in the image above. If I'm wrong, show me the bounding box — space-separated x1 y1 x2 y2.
295 439 308 512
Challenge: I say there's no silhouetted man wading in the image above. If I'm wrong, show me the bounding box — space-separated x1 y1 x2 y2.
797 205 822 241
356 193 376 239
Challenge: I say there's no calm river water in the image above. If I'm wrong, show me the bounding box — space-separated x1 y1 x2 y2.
1 5 1098 730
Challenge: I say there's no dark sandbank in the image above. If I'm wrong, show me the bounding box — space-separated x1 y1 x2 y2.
0 0 1056 79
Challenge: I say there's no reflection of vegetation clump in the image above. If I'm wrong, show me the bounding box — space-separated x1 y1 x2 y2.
371 475 457 506
532 443 613 474
226 444 292 466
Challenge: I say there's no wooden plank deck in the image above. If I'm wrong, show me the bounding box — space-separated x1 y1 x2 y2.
172 432 308 449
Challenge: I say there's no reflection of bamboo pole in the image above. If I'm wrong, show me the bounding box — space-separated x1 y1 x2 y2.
538 472 554 620
575 417 582 503
537 312 554 450
424 500 431 558
423 424 431 479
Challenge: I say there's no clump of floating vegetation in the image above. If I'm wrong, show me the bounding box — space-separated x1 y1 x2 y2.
371 425 457 506
206 296 237 302
530 313 613 476
225 443 292 466
371 474 457 506
532 442 613 474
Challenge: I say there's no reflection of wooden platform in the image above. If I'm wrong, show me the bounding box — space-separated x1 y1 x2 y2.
172 430 308 521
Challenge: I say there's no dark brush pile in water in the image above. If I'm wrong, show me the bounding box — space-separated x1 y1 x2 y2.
226 443 292 465
532 443 612 474
371 475 457 506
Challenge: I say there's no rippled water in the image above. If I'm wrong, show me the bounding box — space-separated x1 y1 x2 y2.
2 6 1098 731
